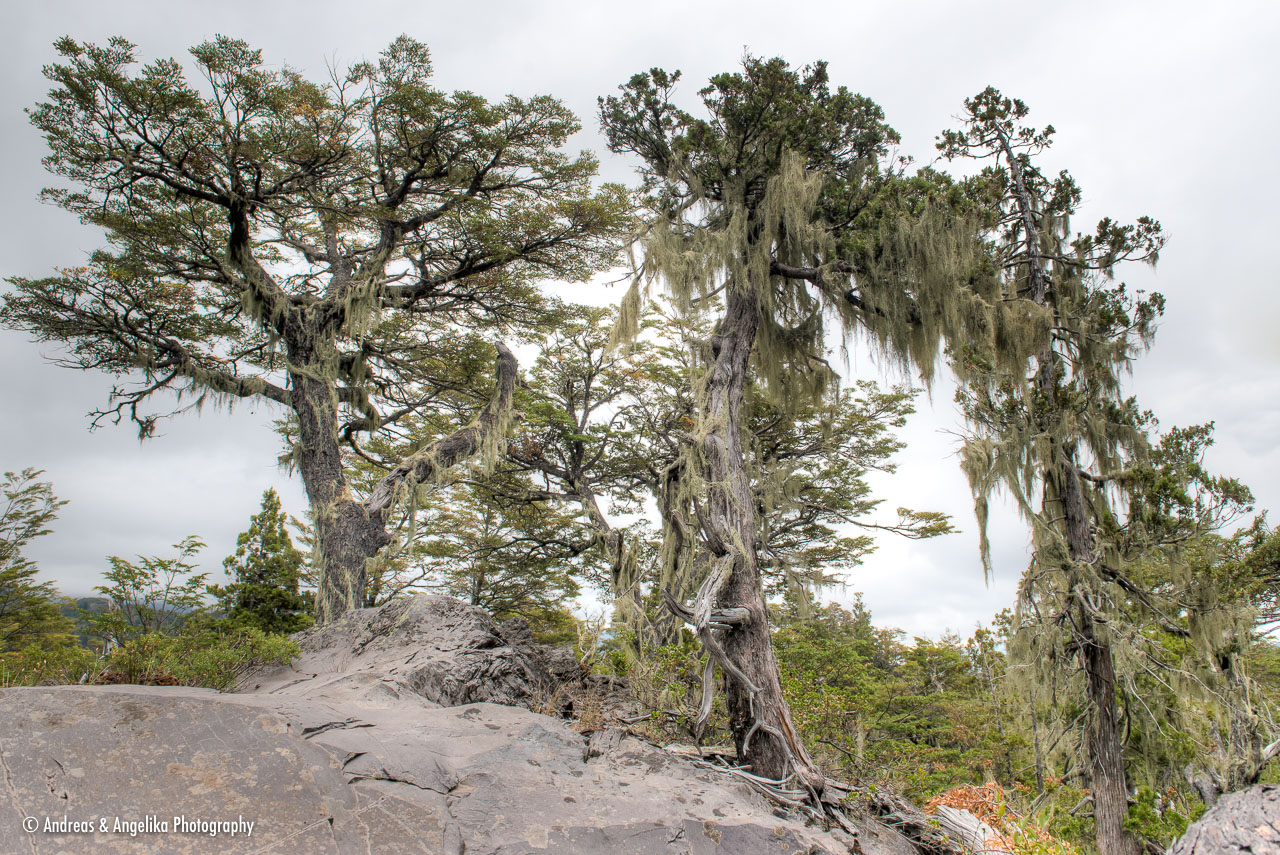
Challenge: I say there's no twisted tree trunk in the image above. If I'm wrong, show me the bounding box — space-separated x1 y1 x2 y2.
693 284 824 792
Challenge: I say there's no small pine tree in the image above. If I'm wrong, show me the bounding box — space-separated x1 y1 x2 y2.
213 490 312 634
0 469 75 651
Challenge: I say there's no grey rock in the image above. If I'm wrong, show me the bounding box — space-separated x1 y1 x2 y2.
0 595 919 855
240 595 555 709
1168 785 1280 855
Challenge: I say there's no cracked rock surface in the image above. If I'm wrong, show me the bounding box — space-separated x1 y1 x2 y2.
0 595 913 854
1167 784 1280 855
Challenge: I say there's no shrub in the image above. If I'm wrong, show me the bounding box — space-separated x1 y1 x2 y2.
0 640 99 686
98 625 298 690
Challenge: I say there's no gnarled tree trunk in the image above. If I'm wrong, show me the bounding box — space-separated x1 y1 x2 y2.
291 339 518 625
694 284 824 791
286 322 394 622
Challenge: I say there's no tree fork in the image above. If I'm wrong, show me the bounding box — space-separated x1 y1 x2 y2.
308 342 518 624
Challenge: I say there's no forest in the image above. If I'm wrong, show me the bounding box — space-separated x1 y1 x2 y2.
1 35 1277 855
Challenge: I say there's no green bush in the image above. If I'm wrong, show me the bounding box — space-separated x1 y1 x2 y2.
0 640 99 686
100 625 298 690
1123 785 1199 849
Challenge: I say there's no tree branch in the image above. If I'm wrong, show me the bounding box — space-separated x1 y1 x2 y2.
364 342 518 516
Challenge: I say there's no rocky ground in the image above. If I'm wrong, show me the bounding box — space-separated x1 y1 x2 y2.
0 594 1257 854
1166 784 1279 855
0 596 916 854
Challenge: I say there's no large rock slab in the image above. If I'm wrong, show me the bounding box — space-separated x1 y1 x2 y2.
0 685 862 854
0 595 918 854
1168 784 1280 855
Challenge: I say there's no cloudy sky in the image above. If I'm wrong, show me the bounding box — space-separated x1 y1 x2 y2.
3 0 1276 638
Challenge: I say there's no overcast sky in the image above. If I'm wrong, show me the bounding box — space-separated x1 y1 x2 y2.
3 0 1277 638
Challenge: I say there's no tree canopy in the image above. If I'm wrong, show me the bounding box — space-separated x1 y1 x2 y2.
2 35 632 621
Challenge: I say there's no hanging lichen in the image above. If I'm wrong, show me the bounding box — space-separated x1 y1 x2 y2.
939 88 1263 854
6 35 633 626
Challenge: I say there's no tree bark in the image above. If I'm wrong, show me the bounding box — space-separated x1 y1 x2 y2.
695 284 824 792
291 370 392 623
292 339 518 625
1080 611 1139 855
1058 454 1141 855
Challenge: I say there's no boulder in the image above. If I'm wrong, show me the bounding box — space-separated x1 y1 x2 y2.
1168 784 1280 855
0 595 917 854
238 594 560 709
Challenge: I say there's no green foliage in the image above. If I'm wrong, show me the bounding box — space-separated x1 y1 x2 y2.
0 469 76 651
84 536 208 646
411 477 585 619
772 602 1009 800
609 632 730 745
0 640 99 686
751 380 952 597
1122 786 1198 847
510 302 950 640
601 55 986 400
98 624 298 690
0 512 300 691
211 489 312 634
523 605 581 646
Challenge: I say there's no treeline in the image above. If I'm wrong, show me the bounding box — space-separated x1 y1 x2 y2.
2 36 1278 854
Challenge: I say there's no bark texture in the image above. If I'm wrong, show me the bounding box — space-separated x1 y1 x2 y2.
304 342 518 624
695 286 823 792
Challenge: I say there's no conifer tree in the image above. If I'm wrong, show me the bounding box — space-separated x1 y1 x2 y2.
600 58 985 797
0 470 75 651
2 36 631 623
213 488 311 634
937 88 1257 855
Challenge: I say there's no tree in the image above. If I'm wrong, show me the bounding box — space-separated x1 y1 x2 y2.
1140 511 1280 806
506 304 685 642
211 488 311 634
599 58 983 796
0 469 75 651
414 476 585 619
748 379 951 600
938 88 1258 855
2 36 631 623
89 536 209 646
507 302 948 654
